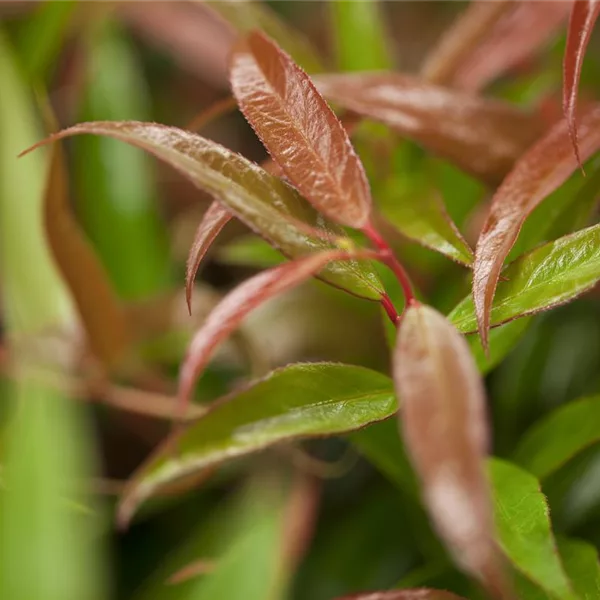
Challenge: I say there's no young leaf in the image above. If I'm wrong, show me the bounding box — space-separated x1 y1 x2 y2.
450 2 570 92
488 459 577 600
513 395 600 479
563 0 600 165
118 363 396 525
22 121 384 301
473 105 600 349
229 31 372 228
179 250 373 406
186 201 232 313
315 72 542 185
335 591 467 600
394 304 508 598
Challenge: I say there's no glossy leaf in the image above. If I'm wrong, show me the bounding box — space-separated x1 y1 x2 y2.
473 105 600 349
203 0 324 73
229 31 372 228
564 0 600 166
453 223 600 333
488 459 576 600
380 176 473 266
450 2 570 92
421 0 511 85
394 304 507 597
330 0 393 72
23 121 384 301
118 363 396 524
335 591 467 600
513 395 600 479
316 72 542 185
179 250 373 408
186 201 232 313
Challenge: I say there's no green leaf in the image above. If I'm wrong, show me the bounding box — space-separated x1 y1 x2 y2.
513 395 600 479
74 19 172 299
30 121 384 301
449 224 600 333
203 0 324 73
380 174 473 266
330 0 393 72
556 536 600 599
118 363 396 523
488 458 576 600
217 234 285 268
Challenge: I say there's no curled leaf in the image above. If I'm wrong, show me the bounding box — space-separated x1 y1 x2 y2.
473 104 600 349
315 72 542 185
564 0 600 166
394 304 508 598
229 31 372 228
185 201 232 313
179 249 373 407
22 121 384 301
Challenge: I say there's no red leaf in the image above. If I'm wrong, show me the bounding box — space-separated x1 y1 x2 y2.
394 304 508 598
229 31 372 228
179 249 372 409
564 0 600 167
315 72 542 185
473 104 600 350
185 201 232 314
450 1 571 92
335 591 467 600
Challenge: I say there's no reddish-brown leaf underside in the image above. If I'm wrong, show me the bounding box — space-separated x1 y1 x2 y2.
315 72 542 185
229 30 372 228
450 1 571 92
564 0 600 166
185 201 232 314
178 249 372 414
335 591 467 600
394 304 508 598
473 103 600 350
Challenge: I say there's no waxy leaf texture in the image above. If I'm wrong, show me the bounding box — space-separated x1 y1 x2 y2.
230 31 372 228
473 104 600 349
118 363 396 525
453 224 600 333
564 0 600 165
23 121 383 301
394 304 507 598
315 72 541 185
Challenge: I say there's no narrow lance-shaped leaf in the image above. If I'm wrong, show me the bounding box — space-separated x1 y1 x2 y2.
473 104 600 350
450 1 570 92
21 121 384 301
186 201 232 313
394 303 508 598
563 0 600 166
229 31 372 228
315 72 542 185
118 363 396 525
451 223 600 333
178 249 372 410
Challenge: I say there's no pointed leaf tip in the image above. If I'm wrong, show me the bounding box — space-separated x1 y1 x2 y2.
394 304 509 598
229 30 372 228
563 0 600 168
473 104 600 350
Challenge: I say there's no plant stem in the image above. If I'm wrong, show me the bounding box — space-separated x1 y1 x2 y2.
362 221 416 308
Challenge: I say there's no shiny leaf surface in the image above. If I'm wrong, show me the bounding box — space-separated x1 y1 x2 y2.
564 0 600 165
118 363 396 524
24 121 384 301
394 304 507 597
489 459 577 600
315 72 542 185
473 105 600 348
229 31 372 228
452 224 600 333
513 395 600 479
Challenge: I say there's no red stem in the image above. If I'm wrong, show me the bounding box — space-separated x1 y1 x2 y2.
381 293 400 325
